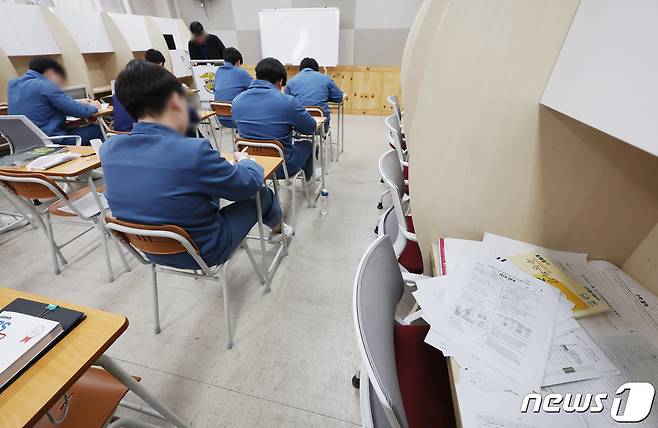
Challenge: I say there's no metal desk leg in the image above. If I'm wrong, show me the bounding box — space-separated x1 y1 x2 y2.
254 190 270 293
95 355 191 428
340 103 345 154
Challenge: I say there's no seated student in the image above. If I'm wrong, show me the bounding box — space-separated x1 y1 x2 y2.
101 60 292 269
213 47 252 127
113 49 200 135
232 58 317 180
285 57 343 131
7 56 103 145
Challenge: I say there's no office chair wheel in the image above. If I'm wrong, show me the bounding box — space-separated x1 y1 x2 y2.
377 202 383 209
374 225 378 234
352 374 360 389
380 178 384 183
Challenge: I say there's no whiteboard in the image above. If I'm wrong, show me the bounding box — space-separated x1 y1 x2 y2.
54 8 113 53
259 8 339 67
541 0 658 157
109 13 151 52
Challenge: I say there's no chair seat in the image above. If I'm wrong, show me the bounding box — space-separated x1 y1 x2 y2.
34 367 135 428
394 325 456 428
48 185 105 217
403 164 409 180
405 215 415 233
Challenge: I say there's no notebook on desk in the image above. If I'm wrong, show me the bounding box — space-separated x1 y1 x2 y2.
0 298 85 390
0 146 66 167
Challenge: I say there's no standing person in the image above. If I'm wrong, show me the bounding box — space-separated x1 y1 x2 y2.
285 57 343 131
188 21 225 60
113 48 199 135
232 58 317 181
7 56 103 145
213 47 252 127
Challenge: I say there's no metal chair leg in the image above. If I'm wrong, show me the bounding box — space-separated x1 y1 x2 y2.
301 171 312 208
96 217 115 282
42 213 61 275
242 241 265 285
151 264 161 334
111 232 131 273
222 266 233 350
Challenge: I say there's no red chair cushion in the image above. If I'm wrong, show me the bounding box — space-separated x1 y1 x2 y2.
403 164 409 180
394 325 456 428
405 215 415 233
404 183 410 195
398 240 423 274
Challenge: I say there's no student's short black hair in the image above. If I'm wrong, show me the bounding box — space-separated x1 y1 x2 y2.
29 56 66 79
255 57 287 86
115 60 184 120
189 21 204 35
299 57 319 72
144 49 166 65
223 47 243 65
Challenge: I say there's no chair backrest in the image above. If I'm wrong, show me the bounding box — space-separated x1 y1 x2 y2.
387 95 402 122
0 116 49 154
354 235 409 428
384 114 405 163
105 215 200 256
0 104 7 116
0 171 67 200
64 85 89 100
305 106 324 118
210 101 232 117
379 150 410 253
235 138 285 159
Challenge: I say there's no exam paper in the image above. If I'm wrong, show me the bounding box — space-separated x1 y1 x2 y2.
431 255 561 393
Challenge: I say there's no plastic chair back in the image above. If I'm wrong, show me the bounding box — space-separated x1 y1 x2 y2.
210 102 232 117
105 215 199 256
0 116 49 154
354 235 409 428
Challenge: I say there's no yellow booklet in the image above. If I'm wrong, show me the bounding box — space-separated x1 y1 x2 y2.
510 252 609 318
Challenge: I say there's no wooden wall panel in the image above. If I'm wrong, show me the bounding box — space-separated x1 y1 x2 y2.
242 64 400 116
406 0 658 271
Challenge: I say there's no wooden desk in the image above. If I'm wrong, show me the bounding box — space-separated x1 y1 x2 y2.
0 146 100 178
0 288 127 428
0 104 7 116
222 152 282 180
198 110 216 122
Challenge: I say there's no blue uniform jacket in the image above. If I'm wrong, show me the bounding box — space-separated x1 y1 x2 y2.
284 68 343 118
100 122 265 269
213 63 252 127
7 70 97 137
232 80 317 165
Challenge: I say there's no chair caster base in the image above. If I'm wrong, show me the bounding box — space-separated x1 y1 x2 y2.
352 374 360 389
376 202 383 209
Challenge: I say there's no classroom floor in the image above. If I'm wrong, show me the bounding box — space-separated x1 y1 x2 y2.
0 114 387 427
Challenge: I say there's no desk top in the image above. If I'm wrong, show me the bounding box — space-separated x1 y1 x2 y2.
0 146 100 178
198 110 216 121
222 152 282 180
0 287 128 428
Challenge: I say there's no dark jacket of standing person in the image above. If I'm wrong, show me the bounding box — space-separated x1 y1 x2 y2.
188 21 225 60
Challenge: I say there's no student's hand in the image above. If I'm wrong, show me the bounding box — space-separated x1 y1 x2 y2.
90 100 102 109
234 151 249 163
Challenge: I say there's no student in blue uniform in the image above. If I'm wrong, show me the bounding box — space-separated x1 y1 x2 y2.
232 58 317 180
213 47 252 127
285 57 343 131
113 49 200 135
7 56 103 145
101 60 292 269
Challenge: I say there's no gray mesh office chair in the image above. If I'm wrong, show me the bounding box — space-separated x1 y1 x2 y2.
354 235 410 428
0 115 81 152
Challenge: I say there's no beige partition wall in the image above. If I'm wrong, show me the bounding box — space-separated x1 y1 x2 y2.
406 0 658 271
0 47 17 102
100 12 136 81
400 0 450 136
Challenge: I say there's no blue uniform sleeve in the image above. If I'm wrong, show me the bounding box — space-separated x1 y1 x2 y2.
240 69 253 90
288 96 317 135
43 83 97 118
327 77 343 103
195 141 264 202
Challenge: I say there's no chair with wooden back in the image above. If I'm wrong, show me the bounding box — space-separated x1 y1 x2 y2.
210 101 237 150
304 105 338 162
104 214 264 349
235 137 311 225
0 171 128 281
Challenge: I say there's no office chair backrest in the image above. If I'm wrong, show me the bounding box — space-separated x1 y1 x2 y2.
64 85 89 100
354 235 409 428
0 115 48 154
384 114 404 158
379 150 410 254
387 95 402 122
210 101 232 117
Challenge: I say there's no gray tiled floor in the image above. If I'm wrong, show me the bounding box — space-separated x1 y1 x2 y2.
0 115 387 427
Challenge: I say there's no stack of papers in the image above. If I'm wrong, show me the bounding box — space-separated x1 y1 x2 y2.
414 234 619 394
26 152 80 171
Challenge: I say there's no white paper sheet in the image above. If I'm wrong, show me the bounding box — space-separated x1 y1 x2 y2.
482 233 588 264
